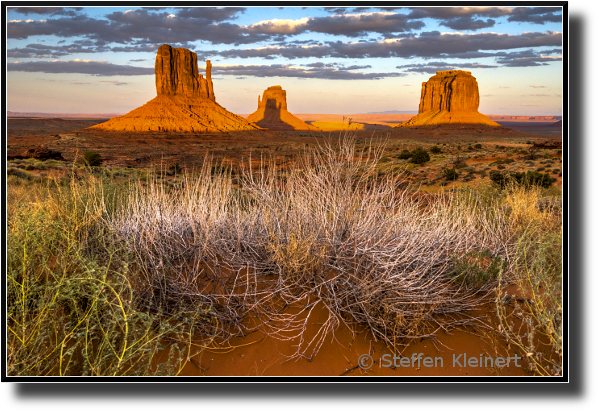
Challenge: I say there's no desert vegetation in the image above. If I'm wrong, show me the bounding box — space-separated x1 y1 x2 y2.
7 133 562 376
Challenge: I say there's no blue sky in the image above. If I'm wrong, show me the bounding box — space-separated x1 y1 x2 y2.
6 6 563 115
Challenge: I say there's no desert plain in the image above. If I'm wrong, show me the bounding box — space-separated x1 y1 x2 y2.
6 108 562 377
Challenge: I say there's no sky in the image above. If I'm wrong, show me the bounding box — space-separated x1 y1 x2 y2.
6 5 563 116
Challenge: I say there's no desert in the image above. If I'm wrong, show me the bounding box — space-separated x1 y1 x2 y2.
6 6 563 380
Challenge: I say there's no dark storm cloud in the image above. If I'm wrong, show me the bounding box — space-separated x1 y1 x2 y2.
218 31 562 60
396 62 497 74
209 64 405 80
7 60 154 76
8 7 84 16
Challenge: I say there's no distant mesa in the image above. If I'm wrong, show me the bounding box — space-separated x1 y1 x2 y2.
246 86 319 131
400 70 500 127
89 44 259 133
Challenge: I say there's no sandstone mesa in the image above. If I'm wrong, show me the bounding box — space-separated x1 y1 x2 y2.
247 86 319 131
400 70 500 127
89 44 259 132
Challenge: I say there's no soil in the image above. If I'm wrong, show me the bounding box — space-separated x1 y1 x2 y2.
172 300 528 376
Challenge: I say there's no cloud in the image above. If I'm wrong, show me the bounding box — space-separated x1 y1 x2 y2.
405 7 513 19
246 18 310 34
100 80 129 86
6 7 564 60
209 63 406 80
495 49 562 67
530 85 546 88
8 7 84 16
7 9 268 45
507 7 563 24
129 59 147 62
7 15 114 40
217 31 562 60
7 42 110 58
529 94 551 97
396 61 497 74
7 60 154 76
330 7 562 31
166 7 246 21
245 13 424 37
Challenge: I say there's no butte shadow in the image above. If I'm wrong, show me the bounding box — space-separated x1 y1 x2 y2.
247 86 319 132
89 44 260 133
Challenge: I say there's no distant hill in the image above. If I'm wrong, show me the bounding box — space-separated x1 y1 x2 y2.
486 115 562 122
7 111 122 119
366 110 417 114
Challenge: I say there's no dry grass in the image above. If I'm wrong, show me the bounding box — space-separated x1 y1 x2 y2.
495 183 562 376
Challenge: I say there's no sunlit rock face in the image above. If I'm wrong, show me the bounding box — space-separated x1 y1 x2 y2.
155 44 215 100
89 44 258 132
401 70 500 127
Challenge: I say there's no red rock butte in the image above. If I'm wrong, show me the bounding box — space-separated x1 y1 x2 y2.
400 70 500 127
247 86 319 131
89 44 259 132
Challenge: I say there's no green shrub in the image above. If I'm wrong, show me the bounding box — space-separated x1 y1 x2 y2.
410 148 430 165
430 146 442 154
7 168 33 180
443 168 459 180
504 158 515 164
169 162 183 174
83 151 103 167
474 144 482 149
467 145 474 150
451 248 505 289
490 170 553 189
397 149 412 160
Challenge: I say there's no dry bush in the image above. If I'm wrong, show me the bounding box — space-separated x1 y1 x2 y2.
105 134 515 360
